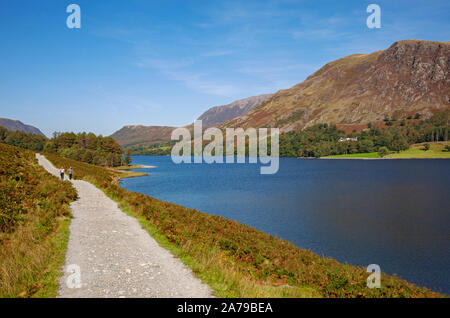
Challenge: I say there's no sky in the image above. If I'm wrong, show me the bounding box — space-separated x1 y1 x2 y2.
0 0 448 137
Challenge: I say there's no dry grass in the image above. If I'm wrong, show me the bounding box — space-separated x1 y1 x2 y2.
0 144 77 298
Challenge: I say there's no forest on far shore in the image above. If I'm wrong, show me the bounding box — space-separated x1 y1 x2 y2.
1 110 448 164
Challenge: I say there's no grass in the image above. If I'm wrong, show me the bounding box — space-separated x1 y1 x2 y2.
115 165 148 170
322 142 450 159
387 142 450 159
0 143 77 298
109 168 148 179
44 152 444 298
120 205 318 298
32 217 71 298
322 152 383 159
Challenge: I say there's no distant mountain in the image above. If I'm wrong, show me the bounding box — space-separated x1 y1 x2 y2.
197 94 272 127
110 125 177 148
222 40 450 132
0 118 45 136
111 95 271 148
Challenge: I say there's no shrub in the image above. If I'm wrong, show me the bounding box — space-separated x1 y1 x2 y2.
378 146 389 158
0 143 77 297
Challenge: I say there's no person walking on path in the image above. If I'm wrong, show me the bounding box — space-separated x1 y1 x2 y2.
68 167 73 180
60 167 65 181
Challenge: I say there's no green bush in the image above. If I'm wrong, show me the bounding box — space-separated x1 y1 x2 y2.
378 146 389 158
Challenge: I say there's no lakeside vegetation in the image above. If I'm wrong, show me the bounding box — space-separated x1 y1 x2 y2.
387 142 450 159
44 132 125 167
125 141 174 156
108 167 148 179
322 142 450 159
0 127 129 168
280 111 449 158
122 111 449 160
44 152 443 297
322 152 387 159
0 143 77 298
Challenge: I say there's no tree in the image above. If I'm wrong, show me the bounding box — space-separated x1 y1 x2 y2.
124 149 132 166
0 126 7 142
378 146 389 158
391 136 409 152
46 131 123 167
423 143 430 151
358 139 374 153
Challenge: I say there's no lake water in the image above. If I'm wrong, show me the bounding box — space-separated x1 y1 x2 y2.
121 156 450 294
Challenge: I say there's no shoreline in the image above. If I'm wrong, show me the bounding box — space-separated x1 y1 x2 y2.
42 151 445 297
116 164 156 170
319 157 450 160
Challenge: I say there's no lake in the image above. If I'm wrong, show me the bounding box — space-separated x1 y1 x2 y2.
121 156 450 294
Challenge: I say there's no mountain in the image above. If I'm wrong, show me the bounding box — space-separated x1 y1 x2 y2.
197 94 272 127
221 40 450 132
0 118 45 136
111 95 271 148
110 125 177 148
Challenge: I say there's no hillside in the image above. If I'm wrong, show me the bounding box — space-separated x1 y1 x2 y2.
110 125 177 148
0 118 45 136
0 143 77 297
197 94 272 127
221 40 450 132
110 95 271 150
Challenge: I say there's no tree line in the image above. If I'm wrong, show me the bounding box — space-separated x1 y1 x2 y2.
0 127 126 167
138 111 449 158
279 111 449 158
44 132 124 167
0 126 47 152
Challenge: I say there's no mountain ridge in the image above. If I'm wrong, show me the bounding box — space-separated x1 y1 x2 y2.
197 94 272 127
0 118 45 136
221 39 450 132
110 125 177 148
111 94 271 148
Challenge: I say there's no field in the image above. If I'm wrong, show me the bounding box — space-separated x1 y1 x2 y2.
322 152 383 159
44 152 443 298
387 142 450 159
0 143 77 298
322 142 450 159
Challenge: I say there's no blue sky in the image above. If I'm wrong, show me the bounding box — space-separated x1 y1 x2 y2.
0 0 448 137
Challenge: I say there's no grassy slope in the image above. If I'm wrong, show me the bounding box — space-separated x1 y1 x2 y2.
387 142 450 159
44 153 444 298
322 152 382 159
0 144 77 298
322 142 450 159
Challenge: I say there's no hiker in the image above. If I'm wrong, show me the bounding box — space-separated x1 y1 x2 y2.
68 167 73 180
60 167 65 181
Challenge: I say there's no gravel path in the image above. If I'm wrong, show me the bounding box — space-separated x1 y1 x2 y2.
36 154 213 298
